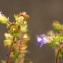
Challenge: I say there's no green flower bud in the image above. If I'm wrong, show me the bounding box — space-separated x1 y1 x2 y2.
0 12 8 24
4 39 12 46
8 24 20 36
21 24 28 32
19 12 29 19
23 34 29 39
53 21 62 31
4 33 13 39
15 16 24 25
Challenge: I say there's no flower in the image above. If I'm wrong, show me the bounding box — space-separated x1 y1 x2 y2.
5 53 8 58
36 34 49 47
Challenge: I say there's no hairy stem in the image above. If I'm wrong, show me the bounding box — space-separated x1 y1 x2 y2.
55 46 63 63
6 37 15 63
55 48 60 63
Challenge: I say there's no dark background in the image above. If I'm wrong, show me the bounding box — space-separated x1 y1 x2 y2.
0 0 63 63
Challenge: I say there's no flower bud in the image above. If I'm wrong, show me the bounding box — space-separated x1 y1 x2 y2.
8 24 20 36
53 21 62 31
4 39 12 46
4 33 13 39
21 25 28 32
0 12 8 24
15 16 24 25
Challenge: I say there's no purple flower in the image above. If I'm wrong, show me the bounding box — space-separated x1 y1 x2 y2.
5 53 8 58
36 34 49 47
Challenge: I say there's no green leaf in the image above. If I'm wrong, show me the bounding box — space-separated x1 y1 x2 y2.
10 52 19 60
58 48 63 59
58 52 62 59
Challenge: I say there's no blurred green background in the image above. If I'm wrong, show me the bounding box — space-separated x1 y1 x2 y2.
0 0 63 63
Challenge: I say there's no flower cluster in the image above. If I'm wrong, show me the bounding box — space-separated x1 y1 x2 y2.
0 12 32 63
36 21 63 59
